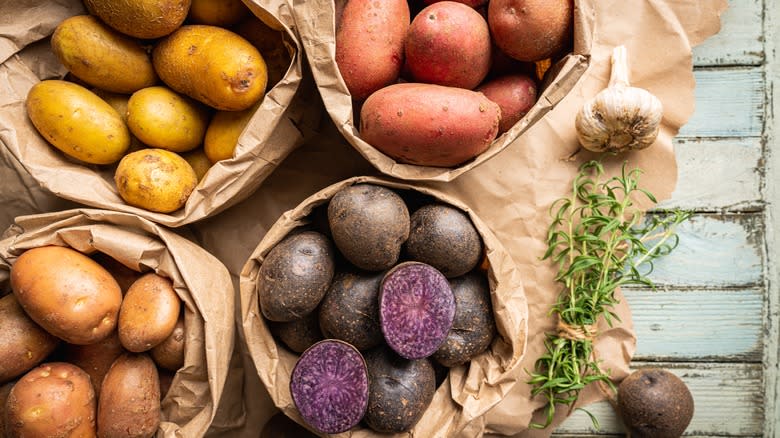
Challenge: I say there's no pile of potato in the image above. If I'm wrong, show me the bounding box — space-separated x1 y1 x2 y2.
336 0 573 167
25 0 290 213
255 183 497 434
0 246 183 437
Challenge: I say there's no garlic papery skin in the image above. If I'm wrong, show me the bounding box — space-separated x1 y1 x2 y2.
575 45 663 153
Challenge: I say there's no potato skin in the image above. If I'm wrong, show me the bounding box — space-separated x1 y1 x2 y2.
97 353 160 438
52 15 157 94
118 273 181 353
60 332 125 397
26 80 131 165
153 25 267 111
10 246 123 345
182 148 212 181
204 108 255 163
83 0 190 39
150 315 185 371
359 83 501 167
188 0 249 26
127 86 210 153
6 362 96 437
488 0 573 61
405 2 491 89
335 0 410 100
258 231 336 322
234 17 291 89
0 294 60 384
477 74 538 134
114 148 198 213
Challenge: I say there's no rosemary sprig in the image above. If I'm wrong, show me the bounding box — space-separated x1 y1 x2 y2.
528 160 691 429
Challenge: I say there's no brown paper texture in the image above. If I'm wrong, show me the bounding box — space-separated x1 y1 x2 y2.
190 0 727 435
0 209 237 437
0 0 312 228
290 0 591 182
238 175 528 437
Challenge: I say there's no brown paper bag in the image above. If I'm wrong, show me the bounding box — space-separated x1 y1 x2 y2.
289 0 591 182
239 175 528 437
0 0 312 227
0 209 236 437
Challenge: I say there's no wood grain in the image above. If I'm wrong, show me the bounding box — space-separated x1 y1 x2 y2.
692 0 764 67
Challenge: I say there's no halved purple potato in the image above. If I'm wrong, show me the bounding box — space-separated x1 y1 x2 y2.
404 203 483 278
270 311 324 354
290 340 369 434
319 271 384 351
257 231 336 322
379 262 456 360
433 272 496 367
363 347 436 433
327 184 410 271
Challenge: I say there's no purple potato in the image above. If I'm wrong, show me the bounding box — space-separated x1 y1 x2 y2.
270 311 324 354
379 262 455 360
257 231 336 322
327 184 410 271
290 340 369 434
617 368 694 438
404 204 483 278
319 271 384 351
363 347 436 433
433 272 496 367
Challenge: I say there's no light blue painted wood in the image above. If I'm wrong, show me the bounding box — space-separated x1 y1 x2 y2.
645 214 763 288
661 137 763 212
555 362 764 436
679 68 764 138
626 288 763 361
692 0 764 67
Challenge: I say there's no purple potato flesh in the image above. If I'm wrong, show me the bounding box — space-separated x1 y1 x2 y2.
379 262 455 360
290 340 369 434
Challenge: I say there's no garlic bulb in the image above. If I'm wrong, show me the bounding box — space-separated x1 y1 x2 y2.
575 45 663 153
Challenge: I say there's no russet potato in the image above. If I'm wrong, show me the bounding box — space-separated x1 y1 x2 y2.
118 273 181 353
98 353 160 438
0 294 60 383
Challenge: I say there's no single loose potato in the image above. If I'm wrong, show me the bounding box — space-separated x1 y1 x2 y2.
153 25 267 111
488 0 573 61
119 273 181 353
26 80 130 165
0 294 60 384
52 15 157 94
405 2 492 89
335 0 410 100
257 231 335 322
150 315 185 371
6 362 96 437
114 148 198 213
359 83 501 167
98 353 160 438
188 0 249 26
60 332 125 396
10 246 123 345
84 0 191 39
476 74 538 133
127 86 211 153
203 107 255 163
327 184 410 271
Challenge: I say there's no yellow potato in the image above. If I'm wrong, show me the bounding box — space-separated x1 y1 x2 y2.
84 0 190 39
114 148 198 213
189 0 250 26
52 15 157 94
153 25 267 111
181 148 212 181
235 17 292 89
127 86 210 153
92 89 147 153
26 80 130 165
204 108 254 163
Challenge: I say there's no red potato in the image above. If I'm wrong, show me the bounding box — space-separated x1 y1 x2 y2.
423 0 488 7
336 0 410 101
405 1 491 89
477 74 538 134
488 0 573 62
359 83 501 167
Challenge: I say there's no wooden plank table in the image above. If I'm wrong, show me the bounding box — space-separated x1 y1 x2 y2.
555 0 779 436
